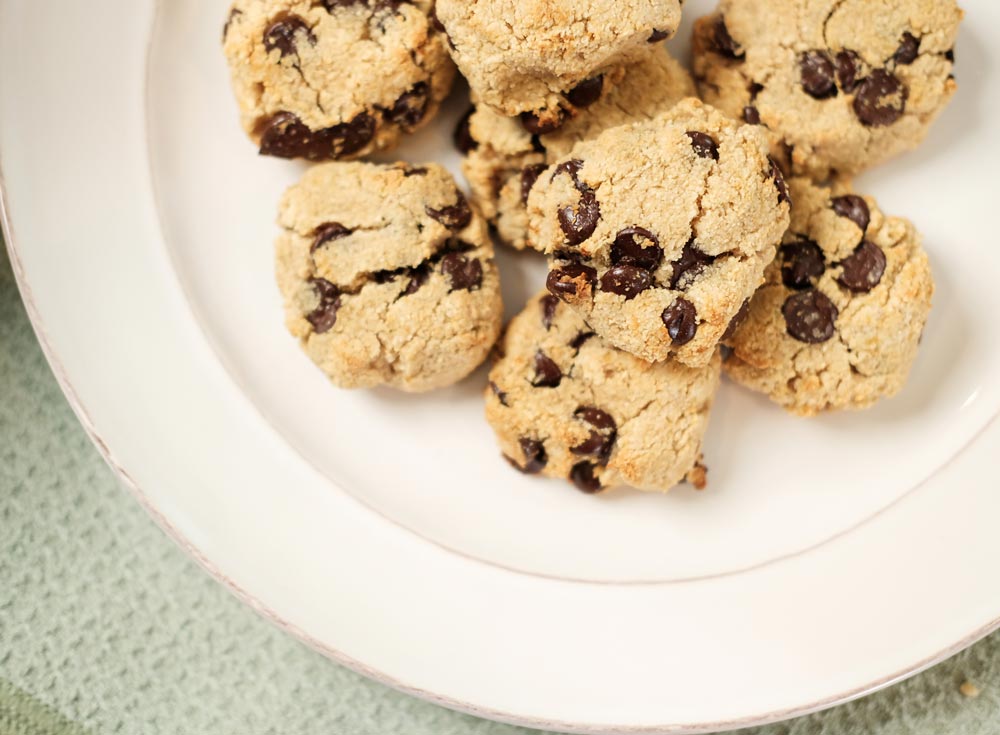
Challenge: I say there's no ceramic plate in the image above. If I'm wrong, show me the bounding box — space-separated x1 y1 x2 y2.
2 1 999 732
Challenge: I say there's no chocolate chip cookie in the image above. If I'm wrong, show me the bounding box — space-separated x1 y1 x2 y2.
276 162 503 391
223 0 455 161
527 99 791 368
435 0 683 131
486 292 721 494
724 177 934 416
691 0 963 179
458 46 696 251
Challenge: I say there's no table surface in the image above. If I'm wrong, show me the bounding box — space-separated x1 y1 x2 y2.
1 241 997 735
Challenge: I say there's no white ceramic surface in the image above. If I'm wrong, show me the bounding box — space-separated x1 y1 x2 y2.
2 0 999 732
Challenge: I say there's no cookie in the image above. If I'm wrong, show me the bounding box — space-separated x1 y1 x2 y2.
458 46 696 251
486 292 721 494
223 0 455 161
276 162 503 391
691 0 962 179
724 177 934 416
527 98 791 368
435 0 683 130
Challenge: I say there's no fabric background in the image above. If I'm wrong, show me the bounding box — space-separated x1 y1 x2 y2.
1 241 997 735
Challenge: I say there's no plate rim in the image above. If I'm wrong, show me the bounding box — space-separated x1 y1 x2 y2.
4 1 1000 731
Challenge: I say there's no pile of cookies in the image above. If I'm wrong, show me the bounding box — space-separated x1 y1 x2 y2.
223 0 962 495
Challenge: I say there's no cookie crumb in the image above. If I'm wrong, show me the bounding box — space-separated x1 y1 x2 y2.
959 681 980 699
687 461 708 491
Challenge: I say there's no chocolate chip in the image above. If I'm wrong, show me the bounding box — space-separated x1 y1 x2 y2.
837 241 886 293
853 69 908 127
669 240 715 290
440 253 483 291
611 227 663 271
386 82 429 129
258 111 374 160
454 107 477 153
713 17 744 60
552 159 583 183
571 431 613 460
780 239 826 290
540 294 560 329
263 14 316 57
600 265 653 300
532 351 562 388
306 278 342 334
749 82 764 99
686 131 720 160
520 164 548 205
444 240 476 256
782 290 838 343
322 0 366 8
572 407 617 462
800 51 837 99
945 48 955 63
333 112 377 157
558 190 601 245
570 331 595 351
769 156 791 205
547 263 597 299
551 160 601 245
257 112 331 160
570 462 603 493
894 32 920 65
311 222 352 252
575 406 616 431
743 106 761 124
223 7 243 40
403 166 428 177
426 191 472 230
566 76 604 108
662 299 698 345
400 263 429 296
831 195 870 233
490 381 509 407
520 110 565 135
518 438 548 474
372 268 401 285
722 299 751 341
648 28 670 42
245 110 369 162
834 50 863 92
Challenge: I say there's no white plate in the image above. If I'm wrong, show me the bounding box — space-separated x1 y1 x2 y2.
2 1 999 732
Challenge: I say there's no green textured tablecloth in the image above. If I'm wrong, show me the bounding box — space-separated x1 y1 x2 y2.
1 239 998 735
